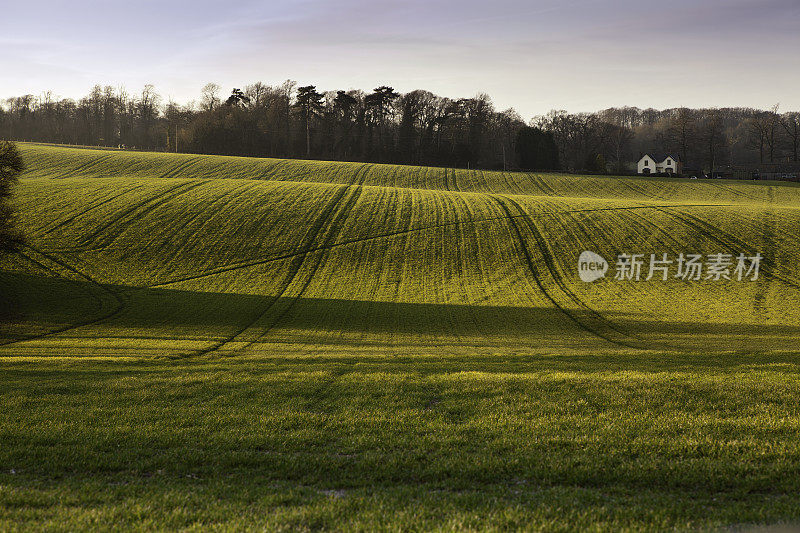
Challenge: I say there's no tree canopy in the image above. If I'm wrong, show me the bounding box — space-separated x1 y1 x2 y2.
0 141 24 252
2 82 798 173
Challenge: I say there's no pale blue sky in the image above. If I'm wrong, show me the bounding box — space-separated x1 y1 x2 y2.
1 0 798 118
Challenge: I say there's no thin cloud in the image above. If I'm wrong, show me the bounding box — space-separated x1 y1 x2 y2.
2 0 798 118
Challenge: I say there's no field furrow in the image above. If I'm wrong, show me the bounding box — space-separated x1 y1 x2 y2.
3 143 800 359
492 195 645 350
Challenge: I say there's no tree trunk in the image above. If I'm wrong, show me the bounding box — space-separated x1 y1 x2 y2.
305 106 311 158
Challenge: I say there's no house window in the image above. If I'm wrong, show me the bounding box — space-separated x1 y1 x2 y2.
644 160 649 167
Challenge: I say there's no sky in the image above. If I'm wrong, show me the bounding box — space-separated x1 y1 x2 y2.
1 0 799 119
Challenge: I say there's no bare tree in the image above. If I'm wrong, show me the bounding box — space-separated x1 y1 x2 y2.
137 85 161 149
599 108 636 172
764 104 782 163
698 110 727 174
781 112 800 162
667 108 696 164
244 82 268 109
200 83 221 112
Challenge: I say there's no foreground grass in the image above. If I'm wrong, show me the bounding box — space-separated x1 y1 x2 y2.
2 354 800 531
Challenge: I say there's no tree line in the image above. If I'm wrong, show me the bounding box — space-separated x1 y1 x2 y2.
536 105 799 173
1 82 798 173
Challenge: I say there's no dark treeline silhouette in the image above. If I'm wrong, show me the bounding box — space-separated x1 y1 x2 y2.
535 105 800 174
2 82 799 173
0 141 24 252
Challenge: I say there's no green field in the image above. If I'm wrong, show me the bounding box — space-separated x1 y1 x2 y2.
2 144 800 530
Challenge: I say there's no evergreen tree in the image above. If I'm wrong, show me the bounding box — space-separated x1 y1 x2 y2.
294 85 324 158
0 141 24 252
225 88 250 107
365 86 399 158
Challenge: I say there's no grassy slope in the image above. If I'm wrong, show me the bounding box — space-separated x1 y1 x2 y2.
2 144 800 530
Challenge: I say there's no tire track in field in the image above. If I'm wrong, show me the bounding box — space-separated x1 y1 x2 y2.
532 173 559 197
562 201 690 266
652 206 800 291
38 184 149 237
258 158 292 180
419 192 464 345
54 153 114 179
500 195 644 340
618 179 657 201
539 200 688 321
501 170 527 195
147 203 732 288
229 163 373 354
492 195 646 350
185 163 372 357
232 165 371 350
77 180 209 249
448 193 490 337
470 169 488 192
753 186 776 316
710 181 764 203
380 164 401 189
526 172 561 198
147 181 261 258
179 182 353 357
450 167 461 192
383 190 416 351
544 202 698 333
0 246 127 350
157 156 201 179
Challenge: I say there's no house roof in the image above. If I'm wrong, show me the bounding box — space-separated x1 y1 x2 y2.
640 153 680 163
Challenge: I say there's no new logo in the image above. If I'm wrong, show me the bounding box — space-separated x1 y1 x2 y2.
578 251 608 282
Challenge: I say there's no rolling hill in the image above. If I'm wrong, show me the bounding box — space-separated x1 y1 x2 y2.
2 143 800 358
2 143 800 530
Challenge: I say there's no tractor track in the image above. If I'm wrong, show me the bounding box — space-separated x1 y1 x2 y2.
147 202 731 289
449 167 461 192
147 181 261 258
499 195 641 338
384 190 417 350
492 195 647 350
184 163 372 358
449 193 490 336
0 246 127 350
259 158 292 180
710 181 765 203
76 180 209 249
38 184 149 237
441 167 451 192
532 173 559 197
228 163 372 354
54 153 114 179
652 206 800 291
157 156 202 179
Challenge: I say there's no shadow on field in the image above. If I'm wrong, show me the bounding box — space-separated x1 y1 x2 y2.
3 271 800 356
3 339 800 531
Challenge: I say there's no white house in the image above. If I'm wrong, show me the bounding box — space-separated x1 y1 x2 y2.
637 154 681 175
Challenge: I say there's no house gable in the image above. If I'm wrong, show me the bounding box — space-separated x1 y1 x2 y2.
638 153 681 174
637 154 657 174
